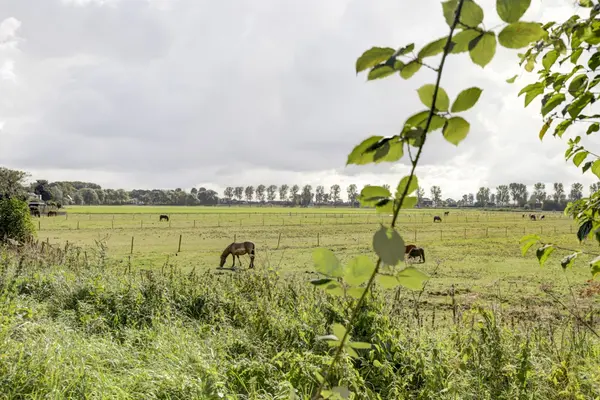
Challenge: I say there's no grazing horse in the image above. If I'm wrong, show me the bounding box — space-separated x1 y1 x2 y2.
30 208 40 217
159 214 169 222
433 216 442 223
541 215 545 220
407 247 426 263
522 214 525 218
405 244 418 254
530 214 536 221
444 211 449 216
47 211 57 217
219 241 256 269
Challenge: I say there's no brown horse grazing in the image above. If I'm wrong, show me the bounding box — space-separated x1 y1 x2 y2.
433 216 442 223
444 211 449 216
530 214 536 221
407 247 425 263
541 215 545 220
159 214 169 222
405 244 418 254
47 211 57 217
219 241 256 269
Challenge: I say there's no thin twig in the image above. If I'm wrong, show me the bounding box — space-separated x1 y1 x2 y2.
310 0 466 397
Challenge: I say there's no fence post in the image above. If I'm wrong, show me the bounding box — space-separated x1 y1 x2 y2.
277 232 282 249
194 220 196 228
414 230 417 242
38 221 41 230
486 227 488 238
178 234 182 253
317 232 320 247
464 228 466 239
141 220 143 229
112 220 114 229
505 227 508 237
77 221 80 230
234 233 237 242
130 236 134 254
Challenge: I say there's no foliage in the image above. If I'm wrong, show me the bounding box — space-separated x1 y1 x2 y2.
514 2 600 278
0 167 29 199
0 197 35 243
309 0 549 396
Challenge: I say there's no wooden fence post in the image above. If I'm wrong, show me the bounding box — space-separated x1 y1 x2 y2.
178 234 182 253
317 232 320 247
234 233 237 242
277 232 282 249
414 230 417 242
38 221 41 230
485 227 488 238
77 221 80 230
130 236 134 254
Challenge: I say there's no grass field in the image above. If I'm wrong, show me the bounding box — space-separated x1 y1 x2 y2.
1 205 599 398
34 205 598 316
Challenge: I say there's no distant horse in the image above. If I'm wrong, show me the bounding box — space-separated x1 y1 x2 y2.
47 211 57 217
530 214 536 221
219 241 256 269
522 214 525 218
31 209 40 217
407 247 425 263
159 214 169 222
405 244 418 254
541 215 545 220
444 211 449 216
433 216 442 223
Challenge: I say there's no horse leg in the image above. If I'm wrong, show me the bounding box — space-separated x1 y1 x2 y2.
231 254 235 268
249 255 255 269
237 255 243 266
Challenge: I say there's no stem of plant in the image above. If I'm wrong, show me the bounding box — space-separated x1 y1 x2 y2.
311 1 466 397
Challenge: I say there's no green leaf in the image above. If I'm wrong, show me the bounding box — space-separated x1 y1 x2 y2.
442 0 484 28
587 123 599 135
395 175 419 198
404 111 447 132
367 65 396 80
578 220 593 241
396 267 429 290
541 93 565 116
418 37 447 59
394 43 415 57
469 32 496 68
520 234 541 256
358 185 391 206
310 278 333 286
573 151 588 167
579 0 594 6
316 334 339 342
346 136 404 166
443 116 470 145
590 256 600 277
356 47 395 73
506 74 518 83
451 29 481 53
498 22 547 49
332 323 346 342
554 119 572 138
417 84 450 112
348 341 371 349
589 52 600 71
536 244 555 267
344 255 376 286
568 74 588 96
399 196 418 209
519 82 544 107
376 274 400 289
400 60 421 79
496 0 532 23
372 225 404 266
322 281 345 297
560 252 578 270
539 118 552 140
567 92 594 119
312 248 344 277
592 159 600 178
542 50 558 71
451 87 483 112
583 161 594 174
347 136 382 166
571 48 583 64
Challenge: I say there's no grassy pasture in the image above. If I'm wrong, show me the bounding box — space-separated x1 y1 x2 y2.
34 206 598 318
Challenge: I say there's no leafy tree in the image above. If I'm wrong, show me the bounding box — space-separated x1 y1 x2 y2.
532 182 546 204
267 185 277 201
290 185 300 204
315 185 325 204
330 184 341 204
508 183 528 206
244 186 254 202
279 184 289 201
467 193 474 206
590 183 600 196
495 185 510 206
78 188 100 205
48 186 64 204
569 182 583 201
234 187 244 201
256 185 266 202
552 182 565 202
223 187 234 201
301 185 314 206
416 188 425 205
0 167 29 198
197 187 219 205
475 187 490 206
490 193 496 204
32 180 52 202
347 184 358 204
430 186 442 206
0 197 35 243
191 187 198 195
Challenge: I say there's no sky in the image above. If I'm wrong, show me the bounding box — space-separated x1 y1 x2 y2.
0 0 599 199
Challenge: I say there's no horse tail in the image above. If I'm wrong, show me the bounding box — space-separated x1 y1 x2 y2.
421 248 425 263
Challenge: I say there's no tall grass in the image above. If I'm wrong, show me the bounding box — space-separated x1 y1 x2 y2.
0 241 598 399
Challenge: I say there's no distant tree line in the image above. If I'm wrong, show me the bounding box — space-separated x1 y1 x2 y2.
0 167 598 210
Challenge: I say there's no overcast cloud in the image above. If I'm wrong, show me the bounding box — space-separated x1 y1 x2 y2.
0 0 599 198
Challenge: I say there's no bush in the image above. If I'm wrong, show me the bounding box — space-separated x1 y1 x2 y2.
0 197 35 242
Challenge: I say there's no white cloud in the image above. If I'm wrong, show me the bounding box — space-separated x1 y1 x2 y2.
0 0 599 199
